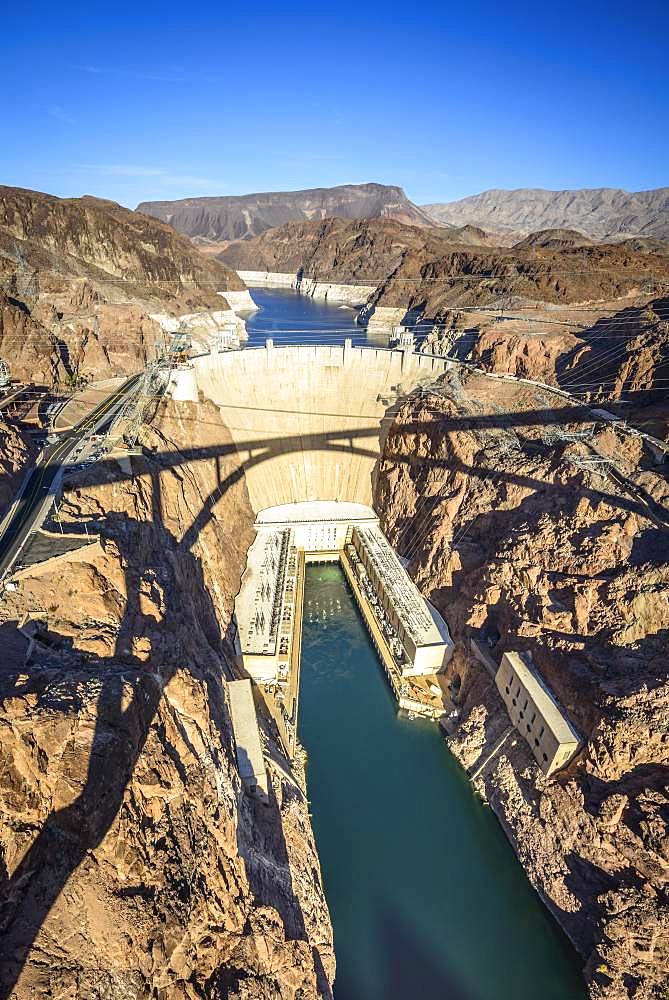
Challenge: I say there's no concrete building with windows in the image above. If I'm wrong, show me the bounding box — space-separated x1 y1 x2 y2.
495 651 581 777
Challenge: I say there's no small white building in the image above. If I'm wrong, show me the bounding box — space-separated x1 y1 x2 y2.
495 651 581 777
227 679 269 800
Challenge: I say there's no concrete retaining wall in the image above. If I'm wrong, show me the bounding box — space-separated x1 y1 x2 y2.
236 270 375 306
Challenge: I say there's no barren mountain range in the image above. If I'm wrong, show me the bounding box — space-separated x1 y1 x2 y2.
137 182 669 245
0 185 243 385
137 183 435 243
423 187 669 240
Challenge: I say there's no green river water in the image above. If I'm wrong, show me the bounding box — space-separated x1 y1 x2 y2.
298 563 586 1000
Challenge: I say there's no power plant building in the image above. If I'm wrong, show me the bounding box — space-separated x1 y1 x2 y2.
348 524 453 675
495 651 581 777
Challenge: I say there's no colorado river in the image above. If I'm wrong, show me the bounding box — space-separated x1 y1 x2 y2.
299 565 586 1000
242 286 586 998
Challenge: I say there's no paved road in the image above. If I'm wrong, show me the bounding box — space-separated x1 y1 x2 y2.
0 374 142 579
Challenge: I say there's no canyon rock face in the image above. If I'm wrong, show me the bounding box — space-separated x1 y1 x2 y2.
0 186 245 385
219 218 496 281
0 418 33 519
138 183 435 244
219 217 669 339
562 298 669 405
369 242 669 313
422 187 669 240
0 398 334 998
375 375 669 1000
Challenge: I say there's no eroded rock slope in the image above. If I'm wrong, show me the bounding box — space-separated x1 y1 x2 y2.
375 373 669 1000
0 186 245 386
0 398 334 998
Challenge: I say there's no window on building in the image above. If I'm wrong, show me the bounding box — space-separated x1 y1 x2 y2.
512 698 517 706
526 724 531 733
542 752 548 762
505 686 510 694
534 738 539 747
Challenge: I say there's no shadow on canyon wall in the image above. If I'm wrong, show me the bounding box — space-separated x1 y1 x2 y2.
0 398 666 994
0 463 316 998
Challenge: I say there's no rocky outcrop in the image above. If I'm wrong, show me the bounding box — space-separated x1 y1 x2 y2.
422 187 669 240
559 298 669 407
0 418 33 519
375 380 669 999
0 397 334 998
369 242 669 314
0 186 246 385
137 183 434 243
219 217 493 285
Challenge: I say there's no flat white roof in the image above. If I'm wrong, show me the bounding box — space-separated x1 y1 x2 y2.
256 500 377 526
228 679 266 781
235 529 289 655
353 525 444 648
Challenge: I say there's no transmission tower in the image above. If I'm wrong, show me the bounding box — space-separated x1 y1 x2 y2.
108 359 170 449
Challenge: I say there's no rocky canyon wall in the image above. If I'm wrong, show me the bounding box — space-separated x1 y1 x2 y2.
0 397 334 998
374 375 669 1000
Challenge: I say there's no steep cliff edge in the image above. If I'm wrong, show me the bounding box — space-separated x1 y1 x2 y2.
0 186 245 385
0 419 33 519
375 376 669 1000
0 397 334 998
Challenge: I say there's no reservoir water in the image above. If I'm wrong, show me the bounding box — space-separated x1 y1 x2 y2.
243 287 586 999
245 287 367 347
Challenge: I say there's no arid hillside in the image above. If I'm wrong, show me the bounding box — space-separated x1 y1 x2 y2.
375 373 669 1000
0 186 244 385
0 419 33 519
0 397 334 998
219 216 669 314
422 187 669 240
368 239 669 313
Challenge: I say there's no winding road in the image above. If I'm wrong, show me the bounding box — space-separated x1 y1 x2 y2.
0 373 143 579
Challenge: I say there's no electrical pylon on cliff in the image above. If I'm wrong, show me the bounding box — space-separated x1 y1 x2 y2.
108 356 170 449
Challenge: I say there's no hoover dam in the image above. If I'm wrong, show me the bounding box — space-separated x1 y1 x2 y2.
184 340 449 511
162 293 586 998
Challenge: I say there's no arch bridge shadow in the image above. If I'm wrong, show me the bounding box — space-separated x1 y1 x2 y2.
0 396 666 995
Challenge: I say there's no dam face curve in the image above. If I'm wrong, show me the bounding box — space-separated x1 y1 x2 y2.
191 343 450 513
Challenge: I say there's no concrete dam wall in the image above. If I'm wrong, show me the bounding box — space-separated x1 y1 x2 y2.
191 343 450 513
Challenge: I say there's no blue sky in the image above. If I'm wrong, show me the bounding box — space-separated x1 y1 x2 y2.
2 0 667 207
